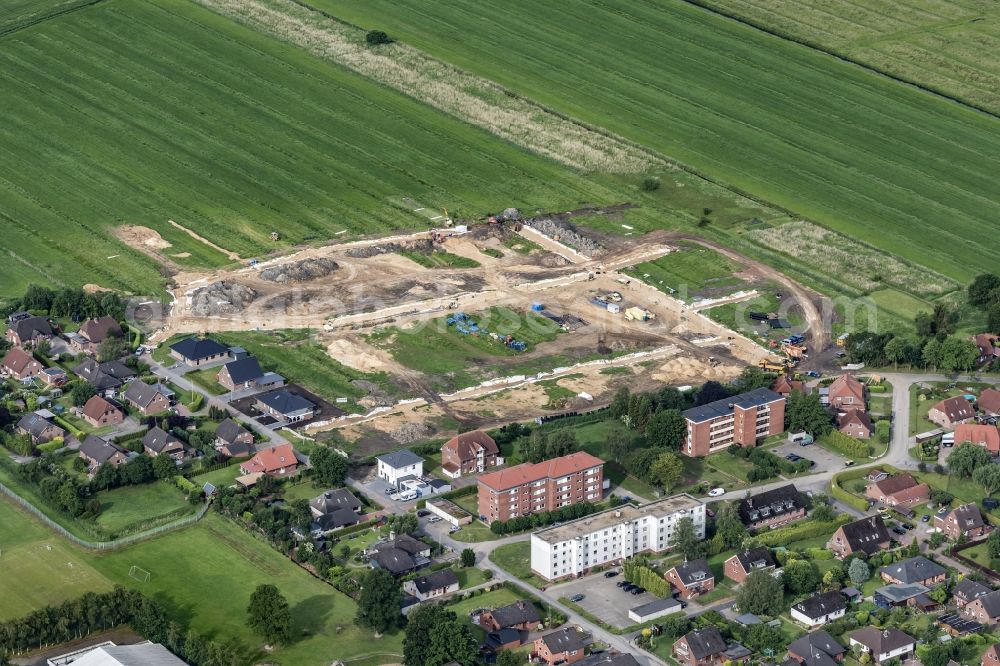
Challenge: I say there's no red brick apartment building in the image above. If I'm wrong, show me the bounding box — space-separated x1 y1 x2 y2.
477 451 604 523
681 388 785 457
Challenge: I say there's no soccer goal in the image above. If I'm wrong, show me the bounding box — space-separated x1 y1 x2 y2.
128 565 151 583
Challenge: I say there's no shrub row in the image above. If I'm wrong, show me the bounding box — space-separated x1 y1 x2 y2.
622 561 671 597
754 514 850 547
820 430 871 459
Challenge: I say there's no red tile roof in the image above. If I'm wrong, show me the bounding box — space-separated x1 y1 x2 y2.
870 474 929 503
241 443 298 474
478 451 604 491
2 347 38 376
955 424 1000 453
980 389 1000 416
442 430 499 460
829 373 865 407
933 396 975 423
81 395 120 422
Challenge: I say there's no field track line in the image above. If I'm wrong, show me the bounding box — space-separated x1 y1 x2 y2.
0 0 108 39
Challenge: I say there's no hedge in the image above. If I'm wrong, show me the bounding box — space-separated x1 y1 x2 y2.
623 561 670 597
754 514 850 547
37 440 64 453
868 385 888 393
53 415 84 439
438 484 477 501
819 430 871 459
830 464 901 512
174 476 198 493
112 429 149 445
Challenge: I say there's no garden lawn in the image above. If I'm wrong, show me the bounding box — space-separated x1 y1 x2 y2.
489 541 548 589
191 463 243 489
446 586 529 638
456 566 491 589
704 452 755 483
185 368 227 395
93 481 197 535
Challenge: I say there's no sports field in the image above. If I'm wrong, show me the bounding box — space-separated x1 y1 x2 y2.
313 0 1000 284
0 0 643 298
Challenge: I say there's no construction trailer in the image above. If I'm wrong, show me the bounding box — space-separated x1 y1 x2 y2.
624 307 654 322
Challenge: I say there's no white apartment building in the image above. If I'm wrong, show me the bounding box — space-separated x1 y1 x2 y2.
530 494 705 581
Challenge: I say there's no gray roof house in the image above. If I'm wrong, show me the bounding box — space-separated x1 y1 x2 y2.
16 412 65 444
255 390 316 422
879 556 946 586
74 359 136 392
310 488 362 517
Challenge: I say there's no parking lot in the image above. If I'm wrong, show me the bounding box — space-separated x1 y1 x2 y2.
770 439 850 470
548 573 662 629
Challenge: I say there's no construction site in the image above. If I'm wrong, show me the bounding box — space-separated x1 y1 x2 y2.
150 209 824 446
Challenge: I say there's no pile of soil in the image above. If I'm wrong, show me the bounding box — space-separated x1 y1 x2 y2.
527 218 607 257
189 281 257 315
390 421 432 444
259 257 338 283
346 239 433 258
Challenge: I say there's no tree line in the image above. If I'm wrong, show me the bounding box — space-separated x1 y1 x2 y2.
10 284 125 322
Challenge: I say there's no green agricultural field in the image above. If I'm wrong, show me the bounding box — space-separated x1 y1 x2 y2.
0 0 653 298
0 0 93 34
315 0 1000 284
627 241 743 300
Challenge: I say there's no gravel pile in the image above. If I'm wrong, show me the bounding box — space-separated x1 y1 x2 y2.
527 218 606 257
259 257 339 283
346 239 433 258
390 421 432 444
189 281 257 315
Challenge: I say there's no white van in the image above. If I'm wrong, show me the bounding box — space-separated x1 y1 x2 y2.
397 490 418 502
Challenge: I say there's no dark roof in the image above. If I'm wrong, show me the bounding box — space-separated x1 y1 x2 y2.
738 484 805 525
313 509 361 531
372 548 415 574
410 569 459 594
256 390 315 416
220 439 250 457
934 396 975 422
79 436 125 464
142 427 182 454
671 558 712 586
632 597 682 617
376 448 424 469
489 600 542 628
792 591 847 620
310 488 362 515
682 388 783 423
124 381 168 408
948 503 986 531
732 547 778 573
954 578 991 603
11 316 51 340
221 356 264 384
681 627 727 660
880 556 946 584
936 613 983 636
78 316 122 343
392 533 428 556
838 515 891 555
17 413 61 438
215 418 251 444
74 359 135 389
849 627 915 654
875 583 930 604
977 590 1000 618
577 654 640 666
788 630 845 666
169 337 228 361
485 628 522 650
540 627 590 654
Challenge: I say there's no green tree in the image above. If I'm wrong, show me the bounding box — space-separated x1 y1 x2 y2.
670 517 704 560
987 529 1000 559
650 452 683 490
645 409 686 449
365 30 392 45
246 584 292 646
785 392 832 435
741 622 785 654
607 426 633 462
883 337 909 369
974 464 1000 496
948 442 994 479
736 570 784 616
988 304 1000 335
609 387 630 420
404 605 456 666
461 548 476 567
969 274 1000 308
714 502 748 548
546 430 578 458
310 447 348 486
628 393 653 431
356 568 402 634
848 558 870 586
937 336 980 372
783 559 821 595
928 532 946 549
922 338 942 369
735 365 778 391
69 381 96 407
152 454 177 480
425 618 478 666
810 494 835 522
97 335 129 362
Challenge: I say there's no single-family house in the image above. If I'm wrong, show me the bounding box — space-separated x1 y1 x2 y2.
480 600 543 632
74 359 136 394
402 568 459 602
666 558 715 600
534 627 591 666
376 449 424 487
1 347 43 381
142 427 184 459
217 356 267 391
786 631 846 666
790 591 847 627
169 337 229 367
980 389 1000 417
880 556 946 587
79 435 128 470
440 430 501 478
40 366 67 387
771 374 804 397
954 423 1000 454
865 474 930 508
838 410 874 439
954 579 992 609
738 484 807 530
485 628 524 651
16 412 65 444
936 503 989 540
828 515 892 558
214 418 254 457
308 488 363 533
928 396 976 429
6 315 52 347
974 335 1000 366
982 643 1000 666
239 443 298 477
123 381 174 416
828 374 866 412
874 583 935 611
254 390 315 423
369 534 431 576
81 395 124 428
964 590 1000 626
674 627 728 666
70 316 123 354
848 628 916 664
724 547 779 584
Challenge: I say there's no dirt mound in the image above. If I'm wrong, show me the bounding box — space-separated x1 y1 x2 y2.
189 281 257 315
539 253 571 268
83 284 113 293
347 239 433 259
527 218 606 257
259 257 339 283
652 356 739 383
390 421 432 444
327 338 389 372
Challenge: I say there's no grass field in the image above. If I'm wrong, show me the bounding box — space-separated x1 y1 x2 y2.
186 367 227 395
92 481 197 534
398 250 481 269
488 542 549 589
627 242 743 300
314 0 1000 285
0 0 657 298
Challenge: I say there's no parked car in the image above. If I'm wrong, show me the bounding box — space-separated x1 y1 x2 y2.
707 488 725 497
902 523 914 530
630 587 645 595
427 516 442 523
622 583 635 592
785 453 802 462
805 370 821 378
449 526 460 533
986 498 1000 510
845 460 855 466
416 510 430 517
570 594 585 603
604 571 619 578
921 514 930 522
617 580 630 588
679 601 688 609
892 526 906 535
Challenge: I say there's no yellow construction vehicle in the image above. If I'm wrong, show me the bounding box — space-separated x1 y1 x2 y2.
758 359 786 372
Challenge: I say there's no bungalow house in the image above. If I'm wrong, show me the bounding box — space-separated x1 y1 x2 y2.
674 627 728 666
838 410 874 439
169 337 229 367
954 578 992 609
771 374 804 397
74 359 136 395
369 534 431 576
70 316 123 354
402 569 459 602
479 600 543 632
964 590 1000 626
81 395 124 428
533 627 591 666
79 435 128 470
874 583 935 611
790 591 847 628
16 412 65 444
6 315 52 348
928 396 976 429
848 628 916 665
936 503 989 540
239 443 298 477
786 631 845 666
142 427 184 459
665 558 715 600
974 335 1000 366
440 430 501 478
954 423 1000 454
217 356 284 391
828 374 866 412
254 390 315 423
865 474 930 508
724 547 779 584
214 418 254 458
738 484 807 531
982 644 1000 666
828 515 891 558
981 389 1000 417
308 488 363 534
40 366 67 387
123 381 174 416
376 449 424 487
1 347 43 381
880 556 946 587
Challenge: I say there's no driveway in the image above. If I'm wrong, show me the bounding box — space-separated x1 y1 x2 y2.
771 440 850 470
547 574 662 630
